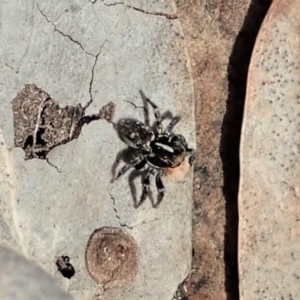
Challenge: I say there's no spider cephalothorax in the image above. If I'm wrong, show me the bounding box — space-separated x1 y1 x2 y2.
115 91 195 207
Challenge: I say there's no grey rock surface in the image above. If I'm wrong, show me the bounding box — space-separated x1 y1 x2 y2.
239 0 300 299
0 1 195 299
0 245 72 300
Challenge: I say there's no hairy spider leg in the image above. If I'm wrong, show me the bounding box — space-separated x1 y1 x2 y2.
186 148 196 166
139 90 162 134
140 168 156 203
165 115 181 134
154 170 165 207
116 157 146 179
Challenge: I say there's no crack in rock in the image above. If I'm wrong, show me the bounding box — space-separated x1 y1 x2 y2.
109 194 158 228
12 83 116 160
36 0 95 57
85 52 100 110
93 0 177 19
46 158 63 173
110 194 133 229
95 0 124 6
105 1 124 6
126 5 177 19
85 36 110 109
4 63 19 74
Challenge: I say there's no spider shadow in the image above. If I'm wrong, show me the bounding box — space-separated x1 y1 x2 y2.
110 146 137 182
128 168 156 208
110 138 159 208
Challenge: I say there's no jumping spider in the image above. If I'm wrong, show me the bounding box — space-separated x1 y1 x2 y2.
115 91 195 207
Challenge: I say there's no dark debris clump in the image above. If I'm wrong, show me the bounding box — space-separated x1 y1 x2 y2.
12 83 115 159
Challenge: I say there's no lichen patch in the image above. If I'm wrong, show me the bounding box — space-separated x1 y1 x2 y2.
11 84 115 159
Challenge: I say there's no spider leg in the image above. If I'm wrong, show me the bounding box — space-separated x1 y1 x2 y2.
116 157 146 179
153 170 164 208
186 148 196 166
140 168 155 204
165 115 181 134
139 90 162 134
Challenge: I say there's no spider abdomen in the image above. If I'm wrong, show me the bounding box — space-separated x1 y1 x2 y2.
147 137 186 168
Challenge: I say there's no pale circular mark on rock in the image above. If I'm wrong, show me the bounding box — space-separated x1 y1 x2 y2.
85 227 139 289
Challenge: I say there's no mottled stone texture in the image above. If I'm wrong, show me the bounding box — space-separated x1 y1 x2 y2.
0 1 195 299
176 1 251 299
0 246 72 300
239 1 300 299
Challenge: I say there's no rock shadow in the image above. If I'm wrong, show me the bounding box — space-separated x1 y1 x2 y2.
220 1 272 299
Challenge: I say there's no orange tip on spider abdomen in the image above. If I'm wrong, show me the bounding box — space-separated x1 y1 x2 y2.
164 157 190 182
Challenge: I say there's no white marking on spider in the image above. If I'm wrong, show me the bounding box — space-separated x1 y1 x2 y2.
155 142 174 152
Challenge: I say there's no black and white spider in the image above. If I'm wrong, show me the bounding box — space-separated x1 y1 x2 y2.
115 91 195 207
